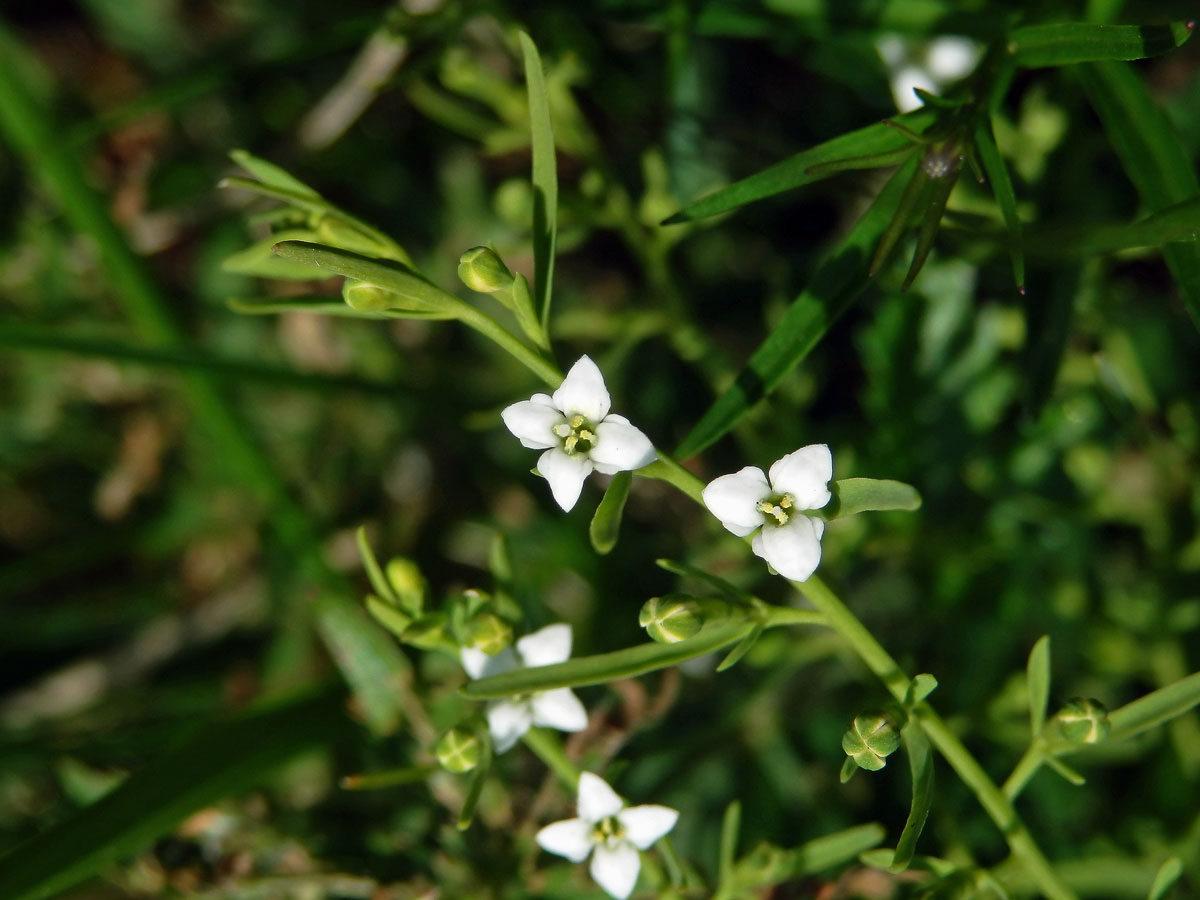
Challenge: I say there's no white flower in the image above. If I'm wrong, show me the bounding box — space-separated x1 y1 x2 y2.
502 356 657 511
701 443 833 582
460 623 588 753
536 772 678 900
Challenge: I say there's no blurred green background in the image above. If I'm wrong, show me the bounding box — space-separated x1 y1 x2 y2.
1 1 1199 898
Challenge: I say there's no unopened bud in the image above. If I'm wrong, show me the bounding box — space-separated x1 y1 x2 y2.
464 612 513 655
639 595 704 643
343 280 392 312
842 712 902 772
1054 697 1110 744
436 728 481 773
458 246 515 294
386 557 426 616
402 614 451 651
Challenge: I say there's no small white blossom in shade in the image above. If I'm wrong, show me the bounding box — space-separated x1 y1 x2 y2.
536 772 678 900
501 356 657 511
701 443 833 582
460 623 588 753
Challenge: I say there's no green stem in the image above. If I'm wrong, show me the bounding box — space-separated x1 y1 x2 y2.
1002 743 1046 800
798 576 1076 900
639 454 705 504
521 727 580 790
456 304 562 387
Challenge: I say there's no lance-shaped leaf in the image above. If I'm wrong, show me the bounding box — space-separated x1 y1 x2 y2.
0 689 347 900
590 470 632 555
461 622 755 698
1008 21 1194 68
890 723 934 872
972 116 1024 291
817 478 922 519
1106 671 1200 742
356 526 397 605
903 161 961 290
716 621 765 672
727 824 886 892
664 109 935 223
229 296 450 320
675 156 918 458
222 229 334 280
1079 61 1200 330
230 148 321 197
1027 635 1051 736
272 242 467 317
519 32 558 326
1148 858 1184 900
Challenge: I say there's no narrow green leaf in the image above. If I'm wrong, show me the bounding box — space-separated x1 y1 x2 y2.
1008 22 1194 68
457 732 493 830
222 230 332 279
906 673 939 706
1147 857 1183 900
229 296 453 320
655 558 758 606
730 824 886 891
1044 754 1086 786
839 756 859 783
461 622 755 698
1027 635 1052 736
356 526 398 605
718 800 741 889
675 157 918 457
664 109 934 223
716 621 765 672
341 764 438 791
973 116 1024 291
230 148 321 197
365 595 412 639
1106 671 1200 742
818 478 923 519
272 242 465 316
902 169 959 290
590 470 633 555
312 593 408 734
891 724 934 872
0 689 346 900
518 32 557 325
1078 61 1200 330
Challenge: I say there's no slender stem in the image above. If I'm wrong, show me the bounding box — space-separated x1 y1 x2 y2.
763 607 826 628
639 455 705 504
521 727 579 790
456 304 562 387
1002 743 1045 800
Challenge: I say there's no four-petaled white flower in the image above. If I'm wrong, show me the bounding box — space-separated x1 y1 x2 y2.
460 623 588 753
502 356 657 511
536 771 678 900
701 443 833 582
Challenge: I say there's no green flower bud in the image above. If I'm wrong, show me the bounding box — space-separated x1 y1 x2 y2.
842 712 902 772
1054 697 1111 744
435 728 481 773
457 246 515 294
464 611 513 655
402 614 452 651
385 557 426 617
639 595 704 643
342 279 393 312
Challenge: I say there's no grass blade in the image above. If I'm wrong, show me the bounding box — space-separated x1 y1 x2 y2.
461 622 754 698
1027 636 1052 736
590 470 633 555
518 32 558 326
1078 61 1200 331
0 689 347 900
973 115 1025 291
664 109 934 223
1008 21 1194 68
674 155 915 458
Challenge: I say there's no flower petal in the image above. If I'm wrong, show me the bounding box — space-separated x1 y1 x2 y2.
487 699 534 754
577 772 625 822
758 514 824 582
589 840 640 900
590 415 656 473
767 444 832 510
536 817 594 863
553 355 611 422
702 466 769 536
531 688 589 732
618 805 679 850
516 622 573 667
538 448 594 511
461 646 519 680
501 396 564 450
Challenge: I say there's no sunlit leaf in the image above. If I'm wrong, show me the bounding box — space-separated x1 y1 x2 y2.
1027 635 1051 736
230 148 321 197
1147 857 1183 900
818 478 922 519
590 470 632 555
1008 21 1193 68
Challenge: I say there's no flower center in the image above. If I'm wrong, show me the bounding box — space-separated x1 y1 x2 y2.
592 815 625 844
756 493 794 526
552 414 597 456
